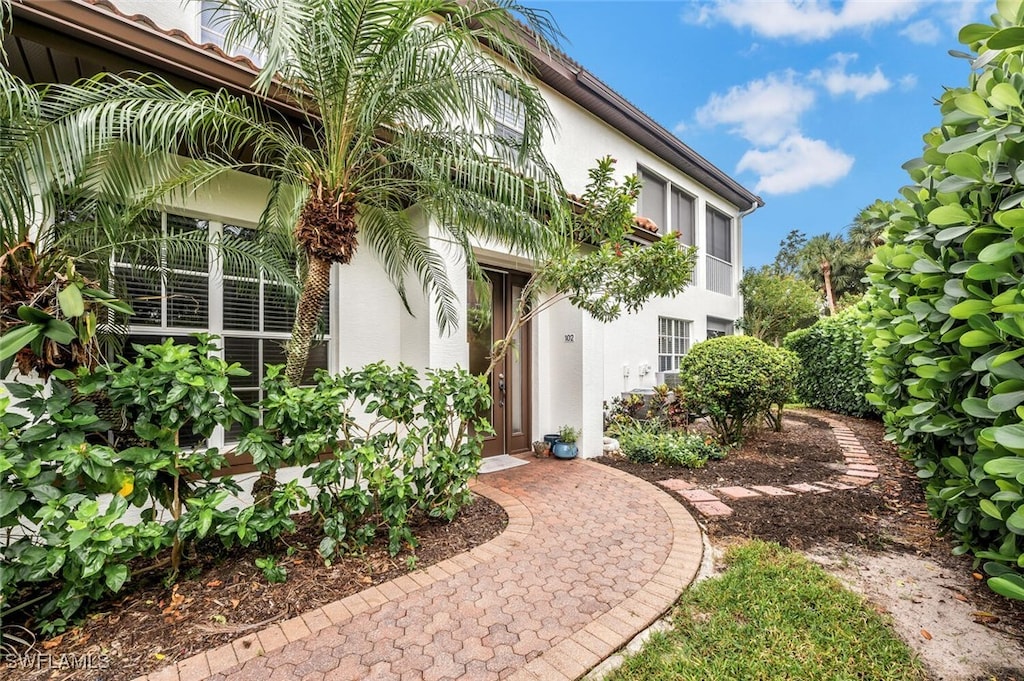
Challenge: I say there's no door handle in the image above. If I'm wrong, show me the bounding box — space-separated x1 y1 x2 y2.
498 373 505 407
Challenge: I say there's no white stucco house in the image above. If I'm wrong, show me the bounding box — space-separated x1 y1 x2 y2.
5 0 762 462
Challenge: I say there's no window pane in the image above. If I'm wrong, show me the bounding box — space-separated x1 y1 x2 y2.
120 268 162 326
263 339 288 368
166 214 208 272
672 188 694 245
224 337 260 388
223 278 260 331
707 208 732 262
167 273 209 327
639 170 666 233
264 283 296 332
221 224 258 279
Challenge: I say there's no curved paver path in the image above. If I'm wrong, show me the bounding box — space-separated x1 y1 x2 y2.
136 458 702 681
658 411 881 518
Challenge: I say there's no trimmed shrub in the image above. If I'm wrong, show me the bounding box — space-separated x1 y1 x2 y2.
610 419 726 467
679 335 800 444
863 8 1024 599
784 307 878 418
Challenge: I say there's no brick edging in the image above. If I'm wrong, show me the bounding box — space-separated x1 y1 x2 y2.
663 410 881 519
506 461 704 681
133 480 534 681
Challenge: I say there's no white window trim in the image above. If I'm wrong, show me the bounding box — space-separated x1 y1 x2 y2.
112 208 332 449
657 316 691 373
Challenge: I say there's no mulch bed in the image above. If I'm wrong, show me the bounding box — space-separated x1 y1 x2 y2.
5 494 507 681
596 409 1024 635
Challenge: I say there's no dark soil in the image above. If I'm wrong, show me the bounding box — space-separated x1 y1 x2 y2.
597 409 1024 637
5 494 506 681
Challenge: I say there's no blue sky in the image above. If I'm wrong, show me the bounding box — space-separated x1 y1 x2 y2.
533 0 990 268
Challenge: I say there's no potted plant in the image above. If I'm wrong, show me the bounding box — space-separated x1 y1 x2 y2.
552 425 579 459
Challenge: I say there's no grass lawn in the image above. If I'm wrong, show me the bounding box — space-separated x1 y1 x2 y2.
608 541 926 681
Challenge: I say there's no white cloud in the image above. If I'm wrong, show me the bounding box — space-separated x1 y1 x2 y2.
899 74 918 91
900 19 941 44
811 53 891 100
690 0 920 42
673 121 688 135
737 134 854 194
694 72 815 146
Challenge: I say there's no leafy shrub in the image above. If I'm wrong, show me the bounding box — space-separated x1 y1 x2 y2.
784 307 878 418
863 8 1024 598
611 419 726 467
240 362 490 558
679 335 800 444
2 340 490 633
649 384 694 431
604 392 648 431
1 336 252 631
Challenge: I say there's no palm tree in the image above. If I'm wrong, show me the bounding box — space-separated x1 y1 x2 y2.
1 0 301 376
41 0 565 385
800 232 856 315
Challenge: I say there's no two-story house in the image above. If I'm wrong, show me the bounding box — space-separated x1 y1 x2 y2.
5 0 762 461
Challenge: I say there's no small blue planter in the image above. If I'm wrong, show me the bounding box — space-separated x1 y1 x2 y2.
543 434 561 447
551 441 578 459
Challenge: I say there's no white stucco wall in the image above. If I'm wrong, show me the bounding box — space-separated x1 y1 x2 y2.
81 2 752 460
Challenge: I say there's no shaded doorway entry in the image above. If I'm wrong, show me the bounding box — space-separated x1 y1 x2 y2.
467 268 532 457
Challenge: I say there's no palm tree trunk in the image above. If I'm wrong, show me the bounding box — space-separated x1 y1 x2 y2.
821 258 836 315
285 255 333 386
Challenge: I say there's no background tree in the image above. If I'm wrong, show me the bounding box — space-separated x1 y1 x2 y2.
771 229 808 277
737 266 820 345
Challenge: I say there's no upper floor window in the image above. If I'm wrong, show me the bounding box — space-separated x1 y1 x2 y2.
200 1 263 66
638 167 694 244
706 207 732 263
493 89 525 144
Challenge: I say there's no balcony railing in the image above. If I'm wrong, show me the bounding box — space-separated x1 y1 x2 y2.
706 254 733 296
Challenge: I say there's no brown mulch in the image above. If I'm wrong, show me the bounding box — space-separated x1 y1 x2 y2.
6 494 507 681
596 409 1024 634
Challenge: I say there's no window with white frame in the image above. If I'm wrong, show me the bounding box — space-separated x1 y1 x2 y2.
706 206 732 263
200 0 263 65
493 89 525 143
706 316 734 339
110 212 330 445
638 167 695 243
638 168 667 233
671 186 695 246
657 316 691 372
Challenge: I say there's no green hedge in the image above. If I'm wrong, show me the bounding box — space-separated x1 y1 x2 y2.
863 7 1024 601
784 307 878 418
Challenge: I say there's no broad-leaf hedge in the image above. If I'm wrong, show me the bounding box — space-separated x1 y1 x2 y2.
864 1 1024 597
784 307 878 418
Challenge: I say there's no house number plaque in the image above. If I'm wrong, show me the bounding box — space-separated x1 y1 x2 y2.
564 334 575 343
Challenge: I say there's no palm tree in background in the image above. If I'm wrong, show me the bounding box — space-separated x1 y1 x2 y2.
40 0 565 385
800 232 858 315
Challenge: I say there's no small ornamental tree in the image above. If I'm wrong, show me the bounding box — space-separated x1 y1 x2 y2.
486 157 697 373
864 2 1024 600
679 335 799 444
738 266 820 345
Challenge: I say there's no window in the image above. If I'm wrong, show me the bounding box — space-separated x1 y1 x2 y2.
706 317 734 339
200 1 263 65
111 212 330 444
638 167 694 242
672 187 695 245
658 316 691 372
494 89 525 143
706 207 732 262
638 168 667 234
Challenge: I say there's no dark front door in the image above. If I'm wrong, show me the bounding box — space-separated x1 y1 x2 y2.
467 269 531 457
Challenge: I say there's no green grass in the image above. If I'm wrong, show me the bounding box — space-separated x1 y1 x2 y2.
609 541 925 681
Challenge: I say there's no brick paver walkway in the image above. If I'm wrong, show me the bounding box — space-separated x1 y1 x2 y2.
136 459 702 681
659 411 880 518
